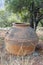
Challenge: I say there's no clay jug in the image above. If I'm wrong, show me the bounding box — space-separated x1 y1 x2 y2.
5 23 38 56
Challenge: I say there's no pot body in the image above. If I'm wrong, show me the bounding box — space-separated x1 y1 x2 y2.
5 23 38 56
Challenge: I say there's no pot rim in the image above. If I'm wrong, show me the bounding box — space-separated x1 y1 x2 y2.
12 23 30 27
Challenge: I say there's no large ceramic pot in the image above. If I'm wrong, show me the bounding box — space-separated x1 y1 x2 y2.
5 23 38 56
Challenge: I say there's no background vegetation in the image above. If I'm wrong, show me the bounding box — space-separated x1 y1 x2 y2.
0 0 43 27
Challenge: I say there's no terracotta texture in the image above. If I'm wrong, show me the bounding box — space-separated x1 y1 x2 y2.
5 23 38 56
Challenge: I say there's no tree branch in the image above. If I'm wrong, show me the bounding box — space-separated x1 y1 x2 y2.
37 14 43 22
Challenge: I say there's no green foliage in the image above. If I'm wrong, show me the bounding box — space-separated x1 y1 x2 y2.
38 20 43 27
39 35 43 40
0 10 22 27
4 0 43 25
0 10 11 27
5 0 43 13
0 0 43 27
8 13 21 23
20 10 30 22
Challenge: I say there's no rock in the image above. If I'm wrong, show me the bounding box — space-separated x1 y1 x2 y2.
36 40 43 55
0 28 10 38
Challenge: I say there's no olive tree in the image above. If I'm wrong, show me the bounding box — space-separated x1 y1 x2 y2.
5 0 43 30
